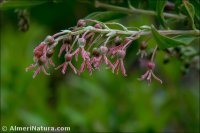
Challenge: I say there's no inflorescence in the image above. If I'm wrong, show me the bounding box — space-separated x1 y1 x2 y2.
26 19 162 84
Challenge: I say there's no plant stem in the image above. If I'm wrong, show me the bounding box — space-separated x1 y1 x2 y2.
95 1 186 20
49 27 200 51
70 27 200 37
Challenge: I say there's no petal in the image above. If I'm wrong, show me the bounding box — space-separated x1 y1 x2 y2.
55 63 64 70
33 67 41 78
81 48 86 60
86 61 93 75
151 72 163 84
120 60 127 76
116 63 120 75
140 70 149 80
26 64 36 72
62 63 68 74
72 48 80 61
79 61 85 75
49 58 55 67
103 55 108 64
147 71 152 81
58 44 67 57
41 66 50 76
112 60 119 73
69 62 77 74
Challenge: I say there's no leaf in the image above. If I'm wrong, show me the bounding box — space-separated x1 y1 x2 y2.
188 0 200 29
0 0 49 10
84 11 127 22
151 25 185 50
183 0 196 30
156 0 167 28
172 35 197 45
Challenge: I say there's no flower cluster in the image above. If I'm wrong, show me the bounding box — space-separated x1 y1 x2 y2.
26 19 163 84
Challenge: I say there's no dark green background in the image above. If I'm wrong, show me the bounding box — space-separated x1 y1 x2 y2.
1 0 199 132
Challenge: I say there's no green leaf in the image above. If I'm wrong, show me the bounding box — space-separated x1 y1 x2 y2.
156 0 167 28
84 11 127 22
151 25 185 50
172 35 197 45
0 0 49 10
183 0 196 30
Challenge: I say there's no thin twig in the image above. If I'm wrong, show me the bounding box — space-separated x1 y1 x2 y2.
95 1 186 20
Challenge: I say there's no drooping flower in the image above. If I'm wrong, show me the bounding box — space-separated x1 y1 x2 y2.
45 49 55 68
90 48 101 69
112 49 127 76
139 61 162 84
136 41 147 58
58 36 72 57
79 51 93 75
26 55 50 78
55 53 77 74
72 37 88 61
92 46 113 69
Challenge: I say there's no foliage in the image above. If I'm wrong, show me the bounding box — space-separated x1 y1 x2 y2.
1 0 199 132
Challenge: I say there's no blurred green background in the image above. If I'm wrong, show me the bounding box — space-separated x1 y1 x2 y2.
1 0 199 132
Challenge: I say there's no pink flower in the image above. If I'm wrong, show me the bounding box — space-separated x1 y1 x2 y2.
90 48 101 69
139 61 162 84
33 42 46 60
79 51 93 75
91 46 114 69
112 49 127 76
72 38 89 61
26 55 50 78
58 36 72 57
108 44 124 57
136 41 147 58
45 49 55 68
55 53 77 74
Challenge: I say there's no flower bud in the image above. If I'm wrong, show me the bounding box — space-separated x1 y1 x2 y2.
77 20 86 27
65 53 73 62
99 46 108 55
38 56 46 65
46 49 54 58
92 48 100 57
64 35 72 44
78 38 86 47
94 23 102 29
139 41 147 50
147 61 155 70
116 50 126 59
114 36 122 46
34 50 43 58
45 35 55 46
124 37 131 44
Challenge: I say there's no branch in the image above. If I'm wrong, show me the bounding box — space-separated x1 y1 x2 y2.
95 1 186 20
50 26 200 51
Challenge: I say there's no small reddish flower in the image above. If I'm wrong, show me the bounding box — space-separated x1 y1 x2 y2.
55 53 77 74
58 36 72 57
90 48 101 69
33 42 46 60
136 41 147 58
108 44 124 57
79 51 93 75
139 61 162 84
112 49 127 76
72 38 88 61
45 49 55 68
77 20 86 27
26 55 50 78
94 23 102 29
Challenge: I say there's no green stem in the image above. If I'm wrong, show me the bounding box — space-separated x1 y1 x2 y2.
49 27 200 51
95 1 186 20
